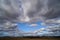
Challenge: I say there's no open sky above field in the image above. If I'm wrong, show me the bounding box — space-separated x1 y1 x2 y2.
17 21 46 32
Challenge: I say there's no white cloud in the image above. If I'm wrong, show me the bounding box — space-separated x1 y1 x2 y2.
29 24 38 27
41 22 46 26
32 28 45 33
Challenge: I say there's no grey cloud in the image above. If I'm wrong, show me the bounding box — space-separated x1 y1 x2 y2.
0 0 24 36
0 0 22 25
46 25 60 32
22 0 60 24
31 25 60 36
45 25 60 36
26 0 48 18
0 0 60 36
0 0 60 23
20 0 60 36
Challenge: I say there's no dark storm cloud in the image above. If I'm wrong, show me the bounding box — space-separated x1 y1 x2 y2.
0 0 60 36
23 0 60 23
27 0 48 18
41 0 60 19
0 0 60 23
0 0 23 36
44 0 60 19
0 0 22 23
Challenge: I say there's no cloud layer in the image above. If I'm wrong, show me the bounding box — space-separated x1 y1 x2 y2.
21 0 60 24
0 0 60 36
0 0 60 24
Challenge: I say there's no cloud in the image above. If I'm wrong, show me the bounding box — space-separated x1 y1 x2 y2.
0 0 25 36
18 0 60 25
29 24 38 27
30 25 60 36
0 0 60 36
43 25 60 36
46 25 60 32
21 0 60 36
1 0 59 24
33 28 45 33
0 0 22 27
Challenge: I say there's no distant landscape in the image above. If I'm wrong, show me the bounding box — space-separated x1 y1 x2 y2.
0 36 60 40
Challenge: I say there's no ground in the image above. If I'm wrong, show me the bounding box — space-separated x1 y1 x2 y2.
0 37 60 40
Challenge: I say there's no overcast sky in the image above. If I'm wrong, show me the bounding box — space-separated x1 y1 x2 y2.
0 0 60 36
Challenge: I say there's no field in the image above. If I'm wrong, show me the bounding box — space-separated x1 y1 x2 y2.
0 37 60 40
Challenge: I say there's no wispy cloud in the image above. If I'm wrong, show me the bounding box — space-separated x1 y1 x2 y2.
29 24 38 27
0 0 60 36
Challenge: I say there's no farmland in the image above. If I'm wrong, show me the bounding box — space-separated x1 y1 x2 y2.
0 37 60 40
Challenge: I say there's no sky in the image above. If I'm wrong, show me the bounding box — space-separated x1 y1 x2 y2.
0 0 60 36
17 21 46 32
